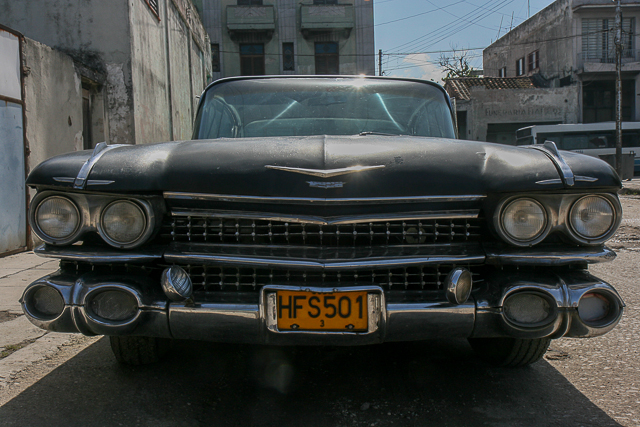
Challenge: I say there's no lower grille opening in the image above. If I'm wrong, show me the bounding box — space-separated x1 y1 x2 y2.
172 264 485 293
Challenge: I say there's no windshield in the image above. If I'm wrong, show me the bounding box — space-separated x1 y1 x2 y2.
193 78 456 140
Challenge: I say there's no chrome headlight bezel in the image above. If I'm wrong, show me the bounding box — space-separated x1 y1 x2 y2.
567 195 618 244
31 195 82 245
29 191 160 249
98 199 152 249
495 196 551 247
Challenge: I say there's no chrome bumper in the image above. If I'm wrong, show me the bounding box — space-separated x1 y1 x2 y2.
21 268 624 345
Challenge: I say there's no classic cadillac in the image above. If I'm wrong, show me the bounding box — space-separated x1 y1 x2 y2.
22 76 624 367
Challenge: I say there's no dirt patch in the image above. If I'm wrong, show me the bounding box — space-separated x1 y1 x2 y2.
0 338 38 359
0 312 21 324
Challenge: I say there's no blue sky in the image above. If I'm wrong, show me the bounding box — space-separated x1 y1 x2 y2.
374 0 555 81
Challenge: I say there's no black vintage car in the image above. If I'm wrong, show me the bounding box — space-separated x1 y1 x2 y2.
22 76 624 366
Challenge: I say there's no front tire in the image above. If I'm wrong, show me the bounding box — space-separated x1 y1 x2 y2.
109 336 172 366
468 337 551 367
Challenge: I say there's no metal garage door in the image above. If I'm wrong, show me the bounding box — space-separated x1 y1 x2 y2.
0 26 27 256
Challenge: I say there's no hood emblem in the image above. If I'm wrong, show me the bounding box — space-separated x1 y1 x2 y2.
265 164 385 178
307 181 345 189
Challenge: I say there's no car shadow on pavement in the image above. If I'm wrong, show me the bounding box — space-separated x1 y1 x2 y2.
0 337 622 427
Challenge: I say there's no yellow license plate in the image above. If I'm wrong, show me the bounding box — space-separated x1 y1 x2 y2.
276 290 368 331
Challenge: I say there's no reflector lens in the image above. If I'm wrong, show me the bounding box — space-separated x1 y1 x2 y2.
570 196 614 239
31 286 65 318
36 197 80 240
504 293 552 325
101 201 146 245
89 290 138 321
501 198 546 242
578 292 610 323
161 266 193 301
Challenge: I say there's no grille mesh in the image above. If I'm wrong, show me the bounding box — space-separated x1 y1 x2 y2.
179 264 483 293
162 216 483 246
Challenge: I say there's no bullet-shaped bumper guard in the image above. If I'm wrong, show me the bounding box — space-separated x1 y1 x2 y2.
21 269 624 345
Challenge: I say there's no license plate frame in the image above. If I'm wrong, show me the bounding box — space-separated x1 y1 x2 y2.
263 286 382 334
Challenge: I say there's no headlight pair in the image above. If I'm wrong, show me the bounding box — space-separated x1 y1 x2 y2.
497 194 618 246
32 193 154 249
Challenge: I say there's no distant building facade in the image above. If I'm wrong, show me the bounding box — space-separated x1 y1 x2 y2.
484 0 640 124
447 0 640 145
192 0 375 79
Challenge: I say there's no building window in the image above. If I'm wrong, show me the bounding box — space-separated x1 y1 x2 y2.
582 18 634 63
499 67 506 77
82 86 93 150
237 0 263 5
240 44 265 76
315 42 339 74
314 0 338 4
583 80 634 123
144 0 160 19
527 50 539 72
211 44 220 72
515 57 525 76
283 43 294 71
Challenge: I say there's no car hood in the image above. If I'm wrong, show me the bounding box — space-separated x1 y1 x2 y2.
27 135 621 196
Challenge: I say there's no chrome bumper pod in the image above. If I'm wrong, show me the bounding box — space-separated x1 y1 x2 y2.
21 268 624 344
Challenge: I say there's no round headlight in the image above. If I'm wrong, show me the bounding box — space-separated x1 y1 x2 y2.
501 198 547 243
101 200 147 246
569 196 615 240
35 196 80 241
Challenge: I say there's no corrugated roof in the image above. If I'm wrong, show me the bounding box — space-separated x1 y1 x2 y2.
444 77 538 100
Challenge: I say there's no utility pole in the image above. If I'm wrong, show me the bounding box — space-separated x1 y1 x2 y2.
379 49 383 76
615 0 623 176
528 0 530 18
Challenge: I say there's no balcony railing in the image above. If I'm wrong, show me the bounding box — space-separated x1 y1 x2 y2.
577 50 640 70
300 4 355 31
226 5 275 31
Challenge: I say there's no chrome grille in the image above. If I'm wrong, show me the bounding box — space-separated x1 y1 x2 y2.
162 216 483 246
180 264 484 293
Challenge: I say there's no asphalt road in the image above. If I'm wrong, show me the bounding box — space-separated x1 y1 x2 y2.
1 195 640 427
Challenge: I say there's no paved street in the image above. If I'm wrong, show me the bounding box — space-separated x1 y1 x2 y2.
1 184 640 426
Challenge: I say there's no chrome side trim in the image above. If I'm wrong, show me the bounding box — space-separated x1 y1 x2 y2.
74 142 125 190
265 164 385 178
163 192 487 205
34 244 164 263
54 177 115 186
169 209 480 225
484 245 616 266
535 176 599 185
527 141 575 186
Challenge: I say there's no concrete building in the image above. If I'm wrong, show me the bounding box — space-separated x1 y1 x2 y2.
446 0 640 145
0 0 211 255
483 0 640 124
1 0 212 146
192 0 375 79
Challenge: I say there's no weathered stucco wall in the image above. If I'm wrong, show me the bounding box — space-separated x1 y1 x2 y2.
465 86 580 141
130 0 210 144
23 38 84 174
0 0 135 144
483 0 573 81
130 0 172 144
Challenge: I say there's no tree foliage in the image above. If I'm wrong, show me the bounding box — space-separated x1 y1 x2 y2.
439 48 475 81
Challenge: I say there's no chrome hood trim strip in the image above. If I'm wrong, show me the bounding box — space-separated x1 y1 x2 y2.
169 209 480 225
74 142 126 190
164 192 486 205
265 164 385 178
526 141 575 186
